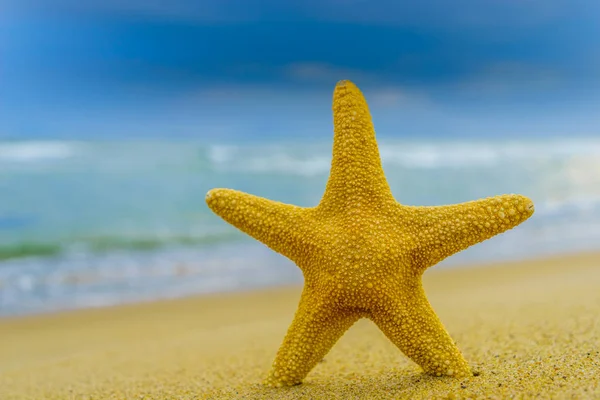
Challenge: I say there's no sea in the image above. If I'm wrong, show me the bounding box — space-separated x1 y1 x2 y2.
1 136 600 317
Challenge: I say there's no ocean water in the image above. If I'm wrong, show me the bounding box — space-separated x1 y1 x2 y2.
1 137 600 316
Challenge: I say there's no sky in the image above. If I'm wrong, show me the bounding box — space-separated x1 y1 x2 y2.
1 0 599 141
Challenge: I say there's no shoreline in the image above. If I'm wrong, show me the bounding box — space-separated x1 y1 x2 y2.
1 250 599 399
1 248 598 322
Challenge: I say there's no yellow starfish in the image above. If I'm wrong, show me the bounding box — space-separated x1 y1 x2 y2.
205 80 535 387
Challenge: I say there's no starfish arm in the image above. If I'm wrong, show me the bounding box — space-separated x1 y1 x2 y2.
319 80 393 210
264 289 360 387
205 188 313 262
370 286 471 378
407 194 535 270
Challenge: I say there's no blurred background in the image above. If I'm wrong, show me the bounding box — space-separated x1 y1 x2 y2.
1 0 599 316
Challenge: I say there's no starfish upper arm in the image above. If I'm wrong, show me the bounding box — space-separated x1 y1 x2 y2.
409 194 534 269
206 188 314 262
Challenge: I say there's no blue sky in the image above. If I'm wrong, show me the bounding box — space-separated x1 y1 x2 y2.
1 0 599 140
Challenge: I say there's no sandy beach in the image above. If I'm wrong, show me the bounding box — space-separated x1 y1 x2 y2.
1 252 599 399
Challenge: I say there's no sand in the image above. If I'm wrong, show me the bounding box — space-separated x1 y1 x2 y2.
1 252 599 399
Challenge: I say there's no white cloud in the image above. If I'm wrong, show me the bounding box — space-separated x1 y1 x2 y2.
284 62 368 83
283 62 430 107
452 62 563 96
368 87 430 108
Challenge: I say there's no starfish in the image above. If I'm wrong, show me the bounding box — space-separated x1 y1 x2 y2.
205 80 535 387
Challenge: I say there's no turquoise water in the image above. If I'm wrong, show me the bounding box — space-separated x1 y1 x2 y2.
1 137 600 316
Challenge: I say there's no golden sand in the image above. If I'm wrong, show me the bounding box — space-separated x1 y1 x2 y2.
1 252 599 399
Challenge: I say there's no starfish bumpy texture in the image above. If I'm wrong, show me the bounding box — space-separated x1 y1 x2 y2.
206 80 535 387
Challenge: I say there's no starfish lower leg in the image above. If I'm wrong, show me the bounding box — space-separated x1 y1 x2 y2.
264 290 360 387
370 288 472 378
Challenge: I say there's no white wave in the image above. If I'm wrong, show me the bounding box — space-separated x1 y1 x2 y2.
0 141 76 162
382 138 600 169
380 143 500 169
208 144 331 176
534 194 600 216
207 138 600 174
244 153 330 176
207 144 236 164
